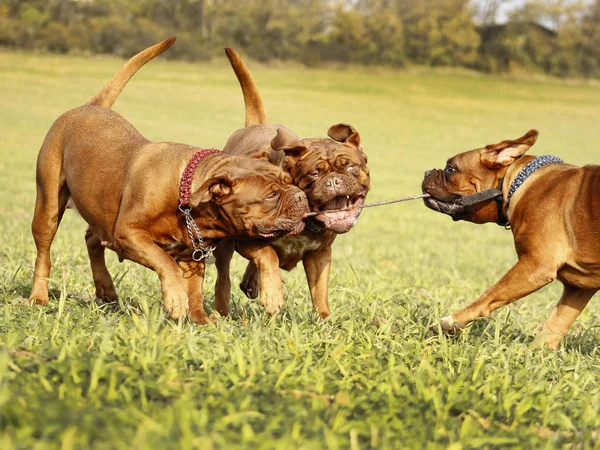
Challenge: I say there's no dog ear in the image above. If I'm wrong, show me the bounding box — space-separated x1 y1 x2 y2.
327 123 361 148
189 175 235 205
480 129 539 169
270 128 307 159
267 149 285 167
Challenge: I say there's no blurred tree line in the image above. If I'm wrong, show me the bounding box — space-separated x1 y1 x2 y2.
0 0 599 78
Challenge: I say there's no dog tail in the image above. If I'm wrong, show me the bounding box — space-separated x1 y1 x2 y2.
224 48 268 126
87 37 176 109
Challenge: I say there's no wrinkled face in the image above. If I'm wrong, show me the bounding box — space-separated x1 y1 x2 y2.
421 130 539 224
288 138 370 233
421 150 502 223
269 124 370 234
194 158 309 238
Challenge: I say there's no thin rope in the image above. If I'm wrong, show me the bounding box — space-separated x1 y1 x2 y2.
303 193 430 218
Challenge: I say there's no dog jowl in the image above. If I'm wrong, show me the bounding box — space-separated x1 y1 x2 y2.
422 130 600 350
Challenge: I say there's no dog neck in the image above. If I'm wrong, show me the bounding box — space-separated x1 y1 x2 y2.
501 155 564 225
179 150 228 250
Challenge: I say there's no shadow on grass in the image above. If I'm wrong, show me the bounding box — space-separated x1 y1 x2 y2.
4 282 157 319
561 328 600 355
222 296 323 327
425 315 535 346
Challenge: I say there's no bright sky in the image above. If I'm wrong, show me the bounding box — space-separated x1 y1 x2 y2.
495 0 526 22
476 0 594 28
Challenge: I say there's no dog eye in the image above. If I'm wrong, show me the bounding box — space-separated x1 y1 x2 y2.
445 165 457 176
309 170 320 179
264 192 279 201
347 165 358 173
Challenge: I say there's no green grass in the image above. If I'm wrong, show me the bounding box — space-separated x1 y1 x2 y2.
1 49 600 449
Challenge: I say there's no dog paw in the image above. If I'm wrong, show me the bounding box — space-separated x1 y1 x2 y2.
94 284 118 303
430 315 464 336
190 311 217 326
260 288 284 315
26 296 49 305
13 296 47 306
240 277 259 299
164 293 189 320
533 330 562 351
318 310 331 320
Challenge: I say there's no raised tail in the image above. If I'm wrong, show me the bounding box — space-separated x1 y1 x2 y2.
87 37 176 108
224 48 268 126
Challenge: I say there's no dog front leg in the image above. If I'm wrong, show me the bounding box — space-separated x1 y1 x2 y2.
439 256 557 333
237 244 283 315
302 246 332 319
177 260 215 325
115 228 189 320
536 285 597 350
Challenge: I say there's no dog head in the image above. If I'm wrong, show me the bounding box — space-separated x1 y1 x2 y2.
190 157 309 239
421 130 539 224
267 124 370 234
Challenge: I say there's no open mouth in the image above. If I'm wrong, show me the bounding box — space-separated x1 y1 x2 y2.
313 195 365 233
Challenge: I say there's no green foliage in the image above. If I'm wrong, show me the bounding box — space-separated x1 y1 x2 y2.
399 0 480 67
0 0 599 77
1 51 599 448
500 0 600 77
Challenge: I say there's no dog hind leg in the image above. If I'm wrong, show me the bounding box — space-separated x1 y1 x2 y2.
29 135 70 305
214 240 234 316
85 229 118 302
536 285 597 350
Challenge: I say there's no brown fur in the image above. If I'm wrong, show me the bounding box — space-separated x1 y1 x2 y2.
28 39 308 324
214 48 370 318
422 130 600 349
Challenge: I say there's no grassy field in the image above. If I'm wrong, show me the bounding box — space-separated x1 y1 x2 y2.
1 49 600 449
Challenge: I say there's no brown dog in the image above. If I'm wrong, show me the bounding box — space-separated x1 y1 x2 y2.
422 130 600 349
213 48 370 318
28 39 309 324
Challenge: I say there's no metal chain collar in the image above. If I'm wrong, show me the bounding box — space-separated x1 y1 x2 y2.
179 205 216 262
178 149 222 262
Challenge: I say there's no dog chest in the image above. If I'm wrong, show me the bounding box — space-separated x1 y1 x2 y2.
271 235 324 270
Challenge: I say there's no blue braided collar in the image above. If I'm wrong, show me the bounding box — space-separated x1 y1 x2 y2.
505 155 563 210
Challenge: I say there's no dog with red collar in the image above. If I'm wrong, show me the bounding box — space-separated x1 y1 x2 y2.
28 39 308 324
422 130 600 349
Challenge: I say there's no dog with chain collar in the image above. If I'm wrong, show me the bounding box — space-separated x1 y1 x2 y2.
422 129 600 350
28 39 309 324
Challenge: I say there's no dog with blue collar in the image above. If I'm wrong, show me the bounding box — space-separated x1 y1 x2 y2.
422 129 600 350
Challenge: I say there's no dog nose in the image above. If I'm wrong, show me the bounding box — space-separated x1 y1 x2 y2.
425 169 435 178
326 176 342 187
